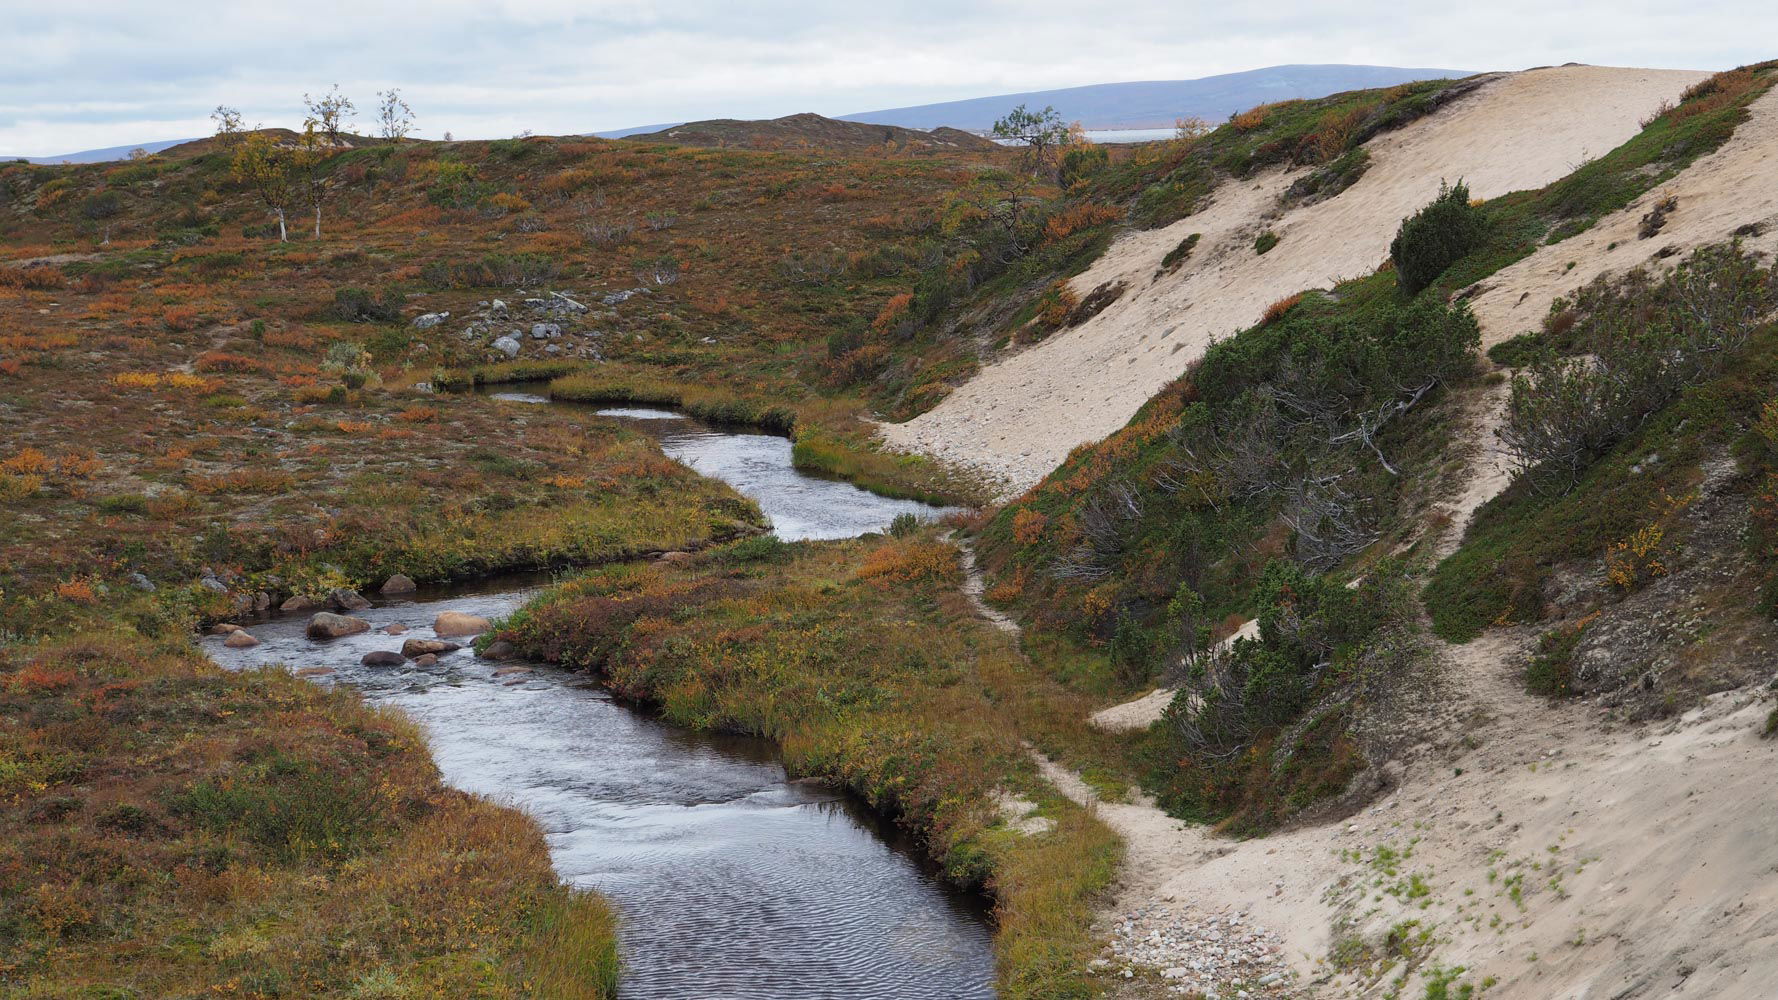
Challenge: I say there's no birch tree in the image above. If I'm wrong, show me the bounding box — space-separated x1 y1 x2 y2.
375 89 415 143
303 85 355 145
293 120 333 239
232 131 291 241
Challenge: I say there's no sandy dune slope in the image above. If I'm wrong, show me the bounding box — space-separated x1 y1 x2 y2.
1430 85 1778 551
880 65 1708 496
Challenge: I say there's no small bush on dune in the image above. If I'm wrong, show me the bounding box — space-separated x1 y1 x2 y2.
1389 180 1486 294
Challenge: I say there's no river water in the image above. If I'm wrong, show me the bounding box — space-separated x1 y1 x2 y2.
203 397 994 999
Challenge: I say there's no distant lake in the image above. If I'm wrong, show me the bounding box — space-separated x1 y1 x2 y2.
1083 128 1177 143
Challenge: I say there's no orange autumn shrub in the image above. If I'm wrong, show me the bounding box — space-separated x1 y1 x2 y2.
1 447 52 475
1011 508 1048 545
161 304 201 331
871 292 913 334
57 449 100 478
54 579 98 604
855 540 960 586
1042 202 1120 243
1261 292 1305 325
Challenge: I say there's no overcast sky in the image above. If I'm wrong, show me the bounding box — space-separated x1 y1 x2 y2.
3 1 1772 155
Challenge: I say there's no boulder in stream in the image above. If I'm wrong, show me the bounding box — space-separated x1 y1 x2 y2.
223 631 260 648
433 611 492 637
401 637 461 658
361 650 406 667
307 612 371 639
380 574 417 595
330 588 372 611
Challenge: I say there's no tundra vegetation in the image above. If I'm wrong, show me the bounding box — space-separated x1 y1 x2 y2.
3 61 1777 996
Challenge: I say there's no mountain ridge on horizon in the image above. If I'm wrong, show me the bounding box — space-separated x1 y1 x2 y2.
834 63 1477 131
8 63 1474 162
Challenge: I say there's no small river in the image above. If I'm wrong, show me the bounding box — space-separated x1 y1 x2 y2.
204 396 994 999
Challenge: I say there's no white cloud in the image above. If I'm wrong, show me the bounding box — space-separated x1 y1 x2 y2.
0 0 1769 155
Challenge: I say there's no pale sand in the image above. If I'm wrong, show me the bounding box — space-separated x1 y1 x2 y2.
1048 630 1778 999
880 65 1709 497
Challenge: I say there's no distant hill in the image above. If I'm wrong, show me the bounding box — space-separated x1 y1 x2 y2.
839 64 1474 131
1 137 197 164
622 113 1001 152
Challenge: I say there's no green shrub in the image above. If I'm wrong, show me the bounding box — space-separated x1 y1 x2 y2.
888 512 920 538
714 535 792 565
1499 245 1773 487
426 160 493 208
79 190 123 220
1390 181 1486 294
1253 230 1279 255
331 287 403 323
420 253 559 289
1486 332 1547 368
97 493 150 515
1058 144 1109 188
168 750 381 862
1525 622 1587 696
1160 233 1200 273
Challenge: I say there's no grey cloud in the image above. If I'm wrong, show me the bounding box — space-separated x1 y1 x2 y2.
2 1 1772 155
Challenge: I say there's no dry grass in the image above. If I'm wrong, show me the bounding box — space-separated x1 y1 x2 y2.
0 632 617 998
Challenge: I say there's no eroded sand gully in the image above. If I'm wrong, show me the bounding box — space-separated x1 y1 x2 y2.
880 65 1710 497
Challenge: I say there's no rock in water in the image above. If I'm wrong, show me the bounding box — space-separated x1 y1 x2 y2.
307 612 371 639
383 623 409 635
223 631 259 648
380 574 417 595
209 622 243 635
330 588 372 611
412 653 438 666
361 650 406 667
478 639 517 660
281 594 323 612
433 611 492 637
401 637 461 658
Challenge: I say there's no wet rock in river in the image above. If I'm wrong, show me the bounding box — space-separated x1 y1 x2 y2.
307 612 371 639
380 574 417 595
401 637 461 658
478 639 517 660
223 631 260 648
282 594 324 612
433 611 492 637
361 650 406 667
330 588 372 611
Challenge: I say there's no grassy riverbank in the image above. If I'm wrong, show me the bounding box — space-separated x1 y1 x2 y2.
0 628 617 998
486 530 1135 998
